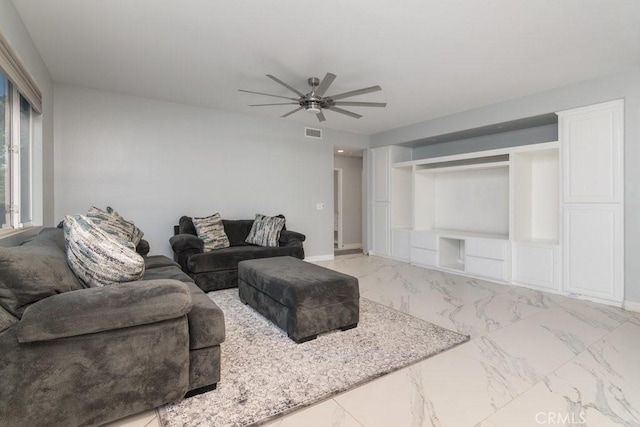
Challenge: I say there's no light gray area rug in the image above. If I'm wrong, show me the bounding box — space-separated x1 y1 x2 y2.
160 289 469 427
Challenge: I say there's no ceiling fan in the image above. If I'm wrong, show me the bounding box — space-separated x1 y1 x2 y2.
238 73 386 122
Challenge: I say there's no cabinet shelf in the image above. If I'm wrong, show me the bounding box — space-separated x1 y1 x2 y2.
514 237 558 245
414 228 509 241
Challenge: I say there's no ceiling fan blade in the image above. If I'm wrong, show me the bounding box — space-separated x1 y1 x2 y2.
266 74 305 97
314 73 337 97
326 85 381 101
238 89 298 101
248 102 299 106
316 111 326 122
326 106 362 119
331 101 387 107
281 106 304 118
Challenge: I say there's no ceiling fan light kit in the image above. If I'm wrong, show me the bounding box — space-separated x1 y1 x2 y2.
239 73 386 122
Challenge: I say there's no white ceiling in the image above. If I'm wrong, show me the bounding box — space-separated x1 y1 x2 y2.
12 0 640 135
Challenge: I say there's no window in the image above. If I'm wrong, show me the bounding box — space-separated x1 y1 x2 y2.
0 29 42 233
0 70 33 230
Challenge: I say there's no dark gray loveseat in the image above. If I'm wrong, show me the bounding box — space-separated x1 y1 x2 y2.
171 216 306 292
0 227 225 427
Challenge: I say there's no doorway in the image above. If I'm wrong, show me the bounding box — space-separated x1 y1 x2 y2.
334 168 343 249
334 146 364 256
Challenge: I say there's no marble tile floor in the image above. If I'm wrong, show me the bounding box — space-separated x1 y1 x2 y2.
107 254 640 427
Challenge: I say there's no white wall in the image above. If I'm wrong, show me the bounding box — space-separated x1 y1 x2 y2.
53 84 369 258
334 155 363 247
0 0 54 229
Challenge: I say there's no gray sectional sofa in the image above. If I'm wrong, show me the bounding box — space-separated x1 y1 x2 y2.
0 227 225 427
171 216 306 292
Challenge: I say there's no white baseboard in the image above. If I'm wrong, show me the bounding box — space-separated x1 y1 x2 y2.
338 243 362 250
305 254 335 262
624 300 640 313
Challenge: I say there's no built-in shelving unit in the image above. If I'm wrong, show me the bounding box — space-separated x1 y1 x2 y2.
372 100 624 305
384 142 560 284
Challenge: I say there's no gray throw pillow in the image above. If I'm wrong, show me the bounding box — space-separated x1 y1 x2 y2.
245 214 286 247
0 233 85 318
193 213 230 251
64 214 145 287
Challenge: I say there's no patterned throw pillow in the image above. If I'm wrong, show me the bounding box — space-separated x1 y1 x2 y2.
63 214 145 287
86 206 136 243
245 214 286 247
106 207 144 246
85 206 144 246
193 213 230 251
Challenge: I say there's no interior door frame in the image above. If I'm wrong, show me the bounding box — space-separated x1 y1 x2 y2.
334 168 343 249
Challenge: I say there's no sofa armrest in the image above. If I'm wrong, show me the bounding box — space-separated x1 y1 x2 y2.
17 280 192 343
279 230 306 246
170 233 204 255
136 238 150 256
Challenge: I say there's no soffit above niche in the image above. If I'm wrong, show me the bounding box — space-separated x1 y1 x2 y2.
399 113 558 149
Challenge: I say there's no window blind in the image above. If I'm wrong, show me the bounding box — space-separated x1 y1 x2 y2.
0 29 42 114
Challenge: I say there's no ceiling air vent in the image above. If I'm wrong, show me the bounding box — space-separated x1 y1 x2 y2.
305 127 322 139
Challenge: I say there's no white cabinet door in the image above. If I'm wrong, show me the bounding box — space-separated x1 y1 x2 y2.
563 205 623 302
513 242 558 290
372 202 390 255
372 147 390 202
559 100 623 203
391 229 410 261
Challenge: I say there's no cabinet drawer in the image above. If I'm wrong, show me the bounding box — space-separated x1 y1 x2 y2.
411 231 438 250
466 256 507 281
410 247 438 267
466 238 507 260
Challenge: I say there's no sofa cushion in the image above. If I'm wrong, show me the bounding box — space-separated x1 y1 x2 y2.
245 214 285 247
0 306 16 333
221 219 254 246
179 216 198 236
64 214 145 287
23 226 68 252
187 245 302 274
144 264 195 284
185 282 225 349
17 279 193 343
193 213 230 251
145 255 182 270
0 230 85 318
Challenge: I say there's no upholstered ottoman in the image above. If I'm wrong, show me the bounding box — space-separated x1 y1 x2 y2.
238 256 359 343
